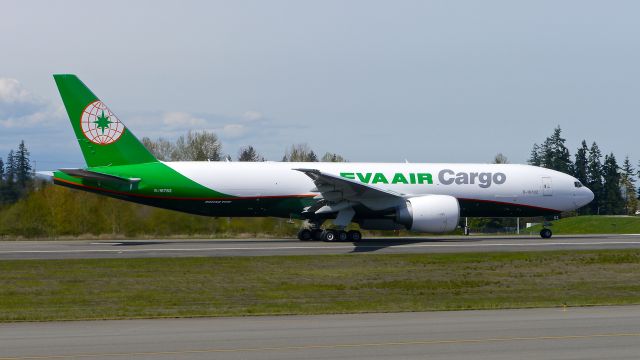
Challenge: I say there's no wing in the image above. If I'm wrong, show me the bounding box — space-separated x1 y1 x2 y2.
294 168 405 212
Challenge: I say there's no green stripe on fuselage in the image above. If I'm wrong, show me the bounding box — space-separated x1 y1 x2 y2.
54 161 232 200
54 162 316 218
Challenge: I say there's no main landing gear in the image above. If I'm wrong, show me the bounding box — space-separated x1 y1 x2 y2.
297 228 362 242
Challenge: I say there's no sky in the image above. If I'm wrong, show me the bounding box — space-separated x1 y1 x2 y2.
1 0 639 170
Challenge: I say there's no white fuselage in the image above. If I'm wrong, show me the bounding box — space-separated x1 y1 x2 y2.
164 161 594 214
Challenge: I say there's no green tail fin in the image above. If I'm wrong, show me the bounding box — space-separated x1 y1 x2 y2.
53 74 157 167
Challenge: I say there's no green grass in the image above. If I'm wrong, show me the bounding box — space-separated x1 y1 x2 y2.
526 215 640 235
2 250 640 321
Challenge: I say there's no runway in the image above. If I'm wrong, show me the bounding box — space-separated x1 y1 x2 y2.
1 234 640 260
2 305 640 359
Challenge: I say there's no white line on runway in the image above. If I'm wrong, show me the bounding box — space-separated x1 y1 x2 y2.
2 240 640 254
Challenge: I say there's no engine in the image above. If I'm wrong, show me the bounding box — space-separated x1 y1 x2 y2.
396 195 460 233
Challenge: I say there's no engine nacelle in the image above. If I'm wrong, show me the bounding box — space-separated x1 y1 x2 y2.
396 195 460 233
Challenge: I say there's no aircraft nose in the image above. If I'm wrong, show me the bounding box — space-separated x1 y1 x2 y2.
583 187 595 206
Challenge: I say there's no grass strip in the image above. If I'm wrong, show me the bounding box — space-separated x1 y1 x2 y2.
526 215 640 234
1 250 640 321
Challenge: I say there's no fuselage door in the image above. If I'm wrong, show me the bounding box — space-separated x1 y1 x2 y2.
542 176 552 196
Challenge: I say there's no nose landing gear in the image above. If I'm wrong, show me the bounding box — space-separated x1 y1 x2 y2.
540 228 552 239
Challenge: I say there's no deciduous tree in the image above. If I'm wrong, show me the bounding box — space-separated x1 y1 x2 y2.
173 130 222 161
321 152 347 162
493 153 509 164
282 144 318 162
142 137 176 161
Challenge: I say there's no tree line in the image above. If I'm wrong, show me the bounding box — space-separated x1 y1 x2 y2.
1 127 638 238
0 132 347 208
142 131 347 163
527 126 638 215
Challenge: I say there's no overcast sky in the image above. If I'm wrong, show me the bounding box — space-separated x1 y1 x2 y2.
1 0 639 170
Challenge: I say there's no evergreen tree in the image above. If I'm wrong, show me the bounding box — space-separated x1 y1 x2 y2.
15 140 32 188
638 159 640 201
586 142 604 214
1 150 18 204
540 140 554 169
601 153 624 215
573 140 589 213
528 126 572 174
528 143 542 166
542 126 572 174
238 146 263 161
5 150 15 184
0 156 4 204
308 150 318 162
621 156 637 215
574 140 589 185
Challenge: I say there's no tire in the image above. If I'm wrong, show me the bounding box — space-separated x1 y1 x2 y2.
540 228 552 239
311 229 324 241
337 230 348 242
347 230 362 242
322 230 337 242
297 229 312 241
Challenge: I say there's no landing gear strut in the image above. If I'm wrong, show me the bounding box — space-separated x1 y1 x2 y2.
311 228 324 241
298 207 362 242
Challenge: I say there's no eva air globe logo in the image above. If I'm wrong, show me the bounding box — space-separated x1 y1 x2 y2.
80 100 125 145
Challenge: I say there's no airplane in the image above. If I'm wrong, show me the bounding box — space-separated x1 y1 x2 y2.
50 74 594 242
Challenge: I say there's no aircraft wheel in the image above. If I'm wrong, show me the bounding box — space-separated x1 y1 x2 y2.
540 228 552 239
337 230 348 242
297 229 312 241
347 230 362 242
322 229 337 242
311 229 324 241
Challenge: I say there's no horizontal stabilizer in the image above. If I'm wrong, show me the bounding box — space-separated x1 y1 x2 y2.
59 168 141 185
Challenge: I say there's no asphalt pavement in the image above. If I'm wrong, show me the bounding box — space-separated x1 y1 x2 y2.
1 234 640 259
2 306 640 359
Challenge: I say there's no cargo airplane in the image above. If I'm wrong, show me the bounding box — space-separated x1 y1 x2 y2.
50 75 594 241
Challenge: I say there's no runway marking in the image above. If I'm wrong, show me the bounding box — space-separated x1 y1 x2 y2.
2 332 640 359
3 240 640 255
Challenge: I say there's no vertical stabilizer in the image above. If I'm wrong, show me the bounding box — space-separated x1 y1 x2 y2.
53 74 156 167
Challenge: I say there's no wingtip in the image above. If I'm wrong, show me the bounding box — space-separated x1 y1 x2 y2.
293 168 321 174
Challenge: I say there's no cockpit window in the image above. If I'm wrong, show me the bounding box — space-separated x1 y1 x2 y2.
574 181 583 188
